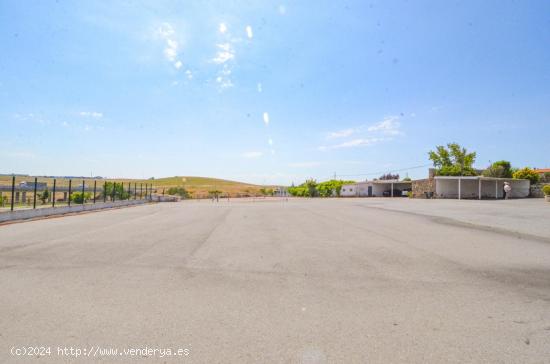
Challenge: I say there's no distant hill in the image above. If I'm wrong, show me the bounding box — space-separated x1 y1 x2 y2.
149 176 269 197
0 175 271 198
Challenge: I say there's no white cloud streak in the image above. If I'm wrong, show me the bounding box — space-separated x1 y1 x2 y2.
79 111 103 119
367 116 401 135
246 25 253 39
326 128 355 139
263 112 270 126
157 22 183 70
212 42 235 64
319 137 385 151
242 151 263 159
288 161 321 168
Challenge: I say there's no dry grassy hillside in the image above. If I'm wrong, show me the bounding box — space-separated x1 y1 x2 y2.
0 175 270 198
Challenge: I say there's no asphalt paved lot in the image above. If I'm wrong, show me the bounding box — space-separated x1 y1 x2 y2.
1 198 550 363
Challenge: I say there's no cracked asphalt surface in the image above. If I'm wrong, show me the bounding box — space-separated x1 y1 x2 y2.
1 198 549 363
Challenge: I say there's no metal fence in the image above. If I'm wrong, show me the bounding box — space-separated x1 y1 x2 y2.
0 176 153 212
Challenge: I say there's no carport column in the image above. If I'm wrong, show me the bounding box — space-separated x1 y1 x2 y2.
478 179 481 200
391 183 394 197
458 178 461 200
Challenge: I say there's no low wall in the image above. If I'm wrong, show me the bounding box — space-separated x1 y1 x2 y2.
0 199 150 223
412 178 435 198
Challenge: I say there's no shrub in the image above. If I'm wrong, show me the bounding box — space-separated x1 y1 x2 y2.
70 192 92 204
39 189 50 204
512 167 540 184
543 185 550 196
167 186 190 198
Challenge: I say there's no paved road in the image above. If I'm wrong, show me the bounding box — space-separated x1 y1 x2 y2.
1 198 549 363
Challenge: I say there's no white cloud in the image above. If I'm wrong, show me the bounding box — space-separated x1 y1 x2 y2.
268 138 273 146
156 22 183 70
319 137 384 151
212 42 235 64
257 83 262 92
327 128 355 139
242 151 263 159
185 70 193 79
79 111 103 119
246 25 253 39
219 23 227 34
367 116 401 135
216 64 233 89
263 112 270 126
288 161 321 168
278 5 286 15
3 150 37 159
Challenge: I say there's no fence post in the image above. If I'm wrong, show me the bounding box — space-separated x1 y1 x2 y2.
103 181 107 203
134 183 137 200
93 180 97 204
10 175 15 211
33 177 37 209
52 179 56 208
82 180 85 205
68 179 72 207
140 184 143 199
112 182 116 202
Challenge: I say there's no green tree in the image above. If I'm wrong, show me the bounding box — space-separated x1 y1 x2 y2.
428 143 477 176
512 167 540 184
482 160 513 178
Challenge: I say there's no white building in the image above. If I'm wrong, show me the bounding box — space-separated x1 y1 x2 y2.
340 183 357 197
340 180 412 197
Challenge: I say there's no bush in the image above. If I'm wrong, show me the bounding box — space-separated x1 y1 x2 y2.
512 167 540 184
70 192 92 204
39 189 50 204
543 185 550 196
167 186 190 198
102 182 130 200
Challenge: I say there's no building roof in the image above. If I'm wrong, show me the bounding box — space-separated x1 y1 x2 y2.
371 180 412 184
434 176 529 181
534 168 550 174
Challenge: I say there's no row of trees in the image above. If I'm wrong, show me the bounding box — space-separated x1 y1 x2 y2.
288 179 356 197
428 143 541 184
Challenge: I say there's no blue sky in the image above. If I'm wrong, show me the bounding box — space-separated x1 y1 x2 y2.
1 0 549 184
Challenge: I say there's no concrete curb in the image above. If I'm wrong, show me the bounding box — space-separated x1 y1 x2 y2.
0 200 150 223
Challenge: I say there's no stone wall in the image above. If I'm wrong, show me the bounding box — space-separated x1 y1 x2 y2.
412 178 435 198
530 183 549 198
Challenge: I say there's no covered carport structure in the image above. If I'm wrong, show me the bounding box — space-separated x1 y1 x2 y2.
371 180 412 197
434 176 530 200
